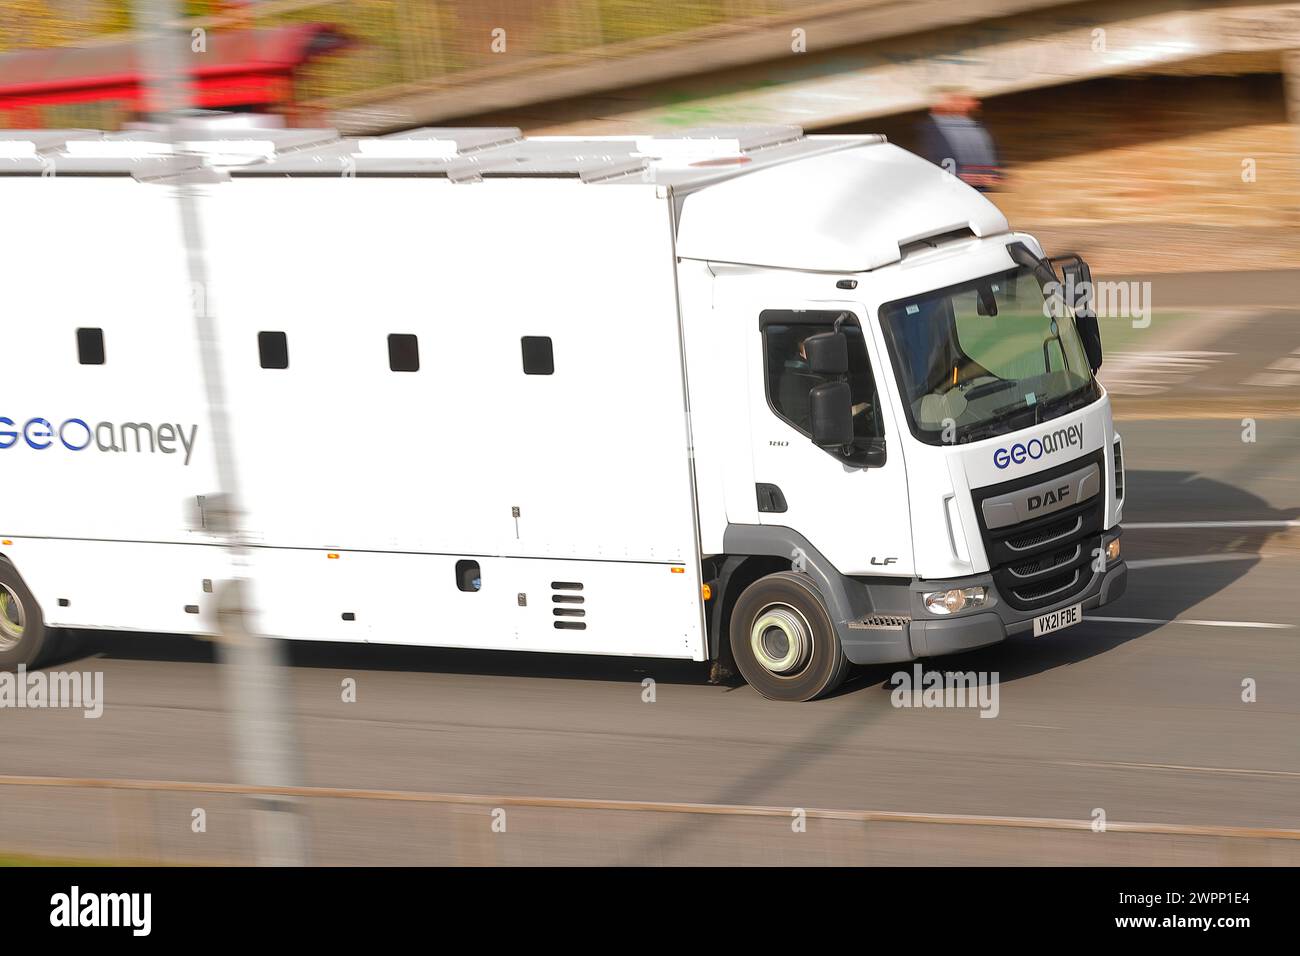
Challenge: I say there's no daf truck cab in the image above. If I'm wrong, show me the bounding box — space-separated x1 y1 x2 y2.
0 125 1125 702
672 134 1126 700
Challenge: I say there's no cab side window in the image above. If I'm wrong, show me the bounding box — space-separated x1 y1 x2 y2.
761 311 885 441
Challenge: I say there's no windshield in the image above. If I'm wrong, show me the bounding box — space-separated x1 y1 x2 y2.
879 265 1099 445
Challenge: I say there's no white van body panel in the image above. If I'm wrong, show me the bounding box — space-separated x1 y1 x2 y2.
0 171 707 660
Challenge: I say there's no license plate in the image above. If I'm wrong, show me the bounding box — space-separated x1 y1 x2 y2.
1033 602 1081 637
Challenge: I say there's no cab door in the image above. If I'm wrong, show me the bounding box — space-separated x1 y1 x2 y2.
745 302 915 576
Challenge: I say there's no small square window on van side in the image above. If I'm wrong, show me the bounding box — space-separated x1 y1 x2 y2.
456 560 481 592
77 327 105 365
521 336 554 375
388 333 420 372
258 331 289 369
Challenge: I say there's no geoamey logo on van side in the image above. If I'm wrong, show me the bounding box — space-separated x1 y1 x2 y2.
0 417 198 465
993 423 1083 470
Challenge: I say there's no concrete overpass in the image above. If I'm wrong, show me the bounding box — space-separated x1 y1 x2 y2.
321 0 1300 135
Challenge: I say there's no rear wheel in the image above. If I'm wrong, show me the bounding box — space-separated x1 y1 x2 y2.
0 559 57 670
729 571 849 701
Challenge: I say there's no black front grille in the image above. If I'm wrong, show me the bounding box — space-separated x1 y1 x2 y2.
973 450 1106 612
1004 515 1081 553
1010 568 1082 604
1009 544 1080 578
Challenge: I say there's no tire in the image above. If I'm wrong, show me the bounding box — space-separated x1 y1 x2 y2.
729 571 849 701
0 558 58 670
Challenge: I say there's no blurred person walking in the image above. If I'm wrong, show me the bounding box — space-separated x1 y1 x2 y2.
917 88 1003 191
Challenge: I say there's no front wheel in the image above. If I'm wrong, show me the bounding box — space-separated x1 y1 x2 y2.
729 571 849 701
0 558 59 670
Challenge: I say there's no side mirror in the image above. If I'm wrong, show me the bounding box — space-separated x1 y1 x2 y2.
1077 314 1103 373
810 382 853 448
804 332 848 375
1051 253 1102 373
1058 256 1094 316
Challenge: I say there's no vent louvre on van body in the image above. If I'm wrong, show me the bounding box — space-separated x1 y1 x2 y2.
551 582 586 629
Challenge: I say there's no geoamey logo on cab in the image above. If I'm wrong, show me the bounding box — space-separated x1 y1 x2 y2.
0 416 199 465
993 423 1084 470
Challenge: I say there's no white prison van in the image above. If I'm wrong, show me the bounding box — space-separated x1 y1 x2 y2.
0 125 1126 700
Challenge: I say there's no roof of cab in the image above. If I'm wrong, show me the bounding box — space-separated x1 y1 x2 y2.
674 141 1010 273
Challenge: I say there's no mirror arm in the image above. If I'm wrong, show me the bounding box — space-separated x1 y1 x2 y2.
1006 240 1057 287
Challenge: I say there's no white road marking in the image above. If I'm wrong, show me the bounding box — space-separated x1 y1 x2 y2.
1124 520 1300 529
1242 346 1300 387
1086 616 1293 629
1242 370 1300 387
1099 350 1231 395
1056 760 1300 779
1127 553 1257 569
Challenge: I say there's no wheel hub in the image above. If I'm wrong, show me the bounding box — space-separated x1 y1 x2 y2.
0 583 26 651
750 604 812 675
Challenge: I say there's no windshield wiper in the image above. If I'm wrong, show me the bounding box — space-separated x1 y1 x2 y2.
951 382 1096 444
1034 385 1096 424
963 378 1018 401
956 406 1038 444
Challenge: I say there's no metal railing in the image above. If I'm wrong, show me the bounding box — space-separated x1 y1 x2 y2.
0 1 833 98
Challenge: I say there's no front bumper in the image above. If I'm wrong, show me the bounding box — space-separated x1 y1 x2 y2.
907 558 1127 659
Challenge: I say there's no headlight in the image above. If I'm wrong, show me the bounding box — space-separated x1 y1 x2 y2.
1105 538 1121 562
923 586 987 615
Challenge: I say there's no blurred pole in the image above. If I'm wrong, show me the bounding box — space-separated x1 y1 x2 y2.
1285 52 1300 198
1284 52 1300 125
135 0 309 866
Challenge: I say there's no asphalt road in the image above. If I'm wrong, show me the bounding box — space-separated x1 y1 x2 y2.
1 294 1297 864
